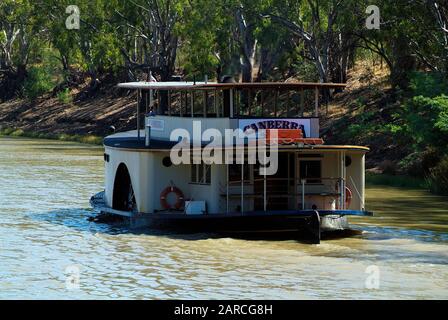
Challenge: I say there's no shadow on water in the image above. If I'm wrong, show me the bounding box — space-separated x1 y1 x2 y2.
28 207 448 244
28 208 365 243
352 224 448 243
25 208 448 265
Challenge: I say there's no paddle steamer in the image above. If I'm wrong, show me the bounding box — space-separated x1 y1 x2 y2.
90 79 372 243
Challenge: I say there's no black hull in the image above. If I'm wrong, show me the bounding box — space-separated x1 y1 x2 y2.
96 211 326 244
90 192 372 244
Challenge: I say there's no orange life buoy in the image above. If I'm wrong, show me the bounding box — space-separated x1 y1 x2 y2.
345 186 352 208
160 186 184 210
335 184 353 209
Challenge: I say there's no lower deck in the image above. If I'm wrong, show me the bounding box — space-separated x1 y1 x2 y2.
103 138 368 216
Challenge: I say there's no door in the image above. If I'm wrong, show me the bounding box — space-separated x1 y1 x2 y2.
254 152 292 211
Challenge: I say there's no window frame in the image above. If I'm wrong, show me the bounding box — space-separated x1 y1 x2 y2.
229 163 252 183
190 163 212 185
298 159 322 184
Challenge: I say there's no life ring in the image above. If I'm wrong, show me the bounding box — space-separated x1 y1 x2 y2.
335 184 353 208
345 186 352 208
160 186 184 210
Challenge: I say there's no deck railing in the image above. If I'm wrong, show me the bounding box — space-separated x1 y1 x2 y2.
224 177 347 212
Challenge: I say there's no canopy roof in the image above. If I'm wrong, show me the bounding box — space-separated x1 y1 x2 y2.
117 81 346 91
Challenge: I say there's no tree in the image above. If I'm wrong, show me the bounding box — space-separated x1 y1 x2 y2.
0 0 41 99
114 0 185 82
264 0 356 83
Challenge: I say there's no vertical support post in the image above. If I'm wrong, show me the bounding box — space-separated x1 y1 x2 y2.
287 153 290 208
214 89 218 117
203 90 207 118
261 90 264 117
204 75 208 118
340 151 345 210
180 91 184 117
226 164 229 214
287 91 291 117
241 161 244 214
314 86 319 117
191 91 194 118
248 89 252 116
294 154 298 210
274 89 279 117
168 90 171 116
229 89 234 118
137 89 141 141
145 90 149 114
301 179 305 210
221 90 224 117
300 88 304 117
263 169 267 212
157 90 161 114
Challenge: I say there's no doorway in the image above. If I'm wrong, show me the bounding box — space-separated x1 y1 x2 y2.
254 152 294 211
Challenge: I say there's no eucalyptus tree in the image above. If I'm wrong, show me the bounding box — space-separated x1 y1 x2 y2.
179 0 241 81
113 0 187 82
180 0 267 82
354 0 447 88
0 0 44 99
263 0 336 83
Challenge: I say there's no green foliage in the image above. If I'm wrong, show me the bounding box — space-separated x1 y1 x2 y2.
426 156 448 196
399 149 441 176
409 72 448 98
401 94 448 151
366 172 427 189
57 88 72 104
23 66 55 100
0 126 102 145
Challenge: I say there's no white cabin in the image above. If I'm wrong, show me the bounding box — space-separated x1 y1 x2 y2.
91 81 372 241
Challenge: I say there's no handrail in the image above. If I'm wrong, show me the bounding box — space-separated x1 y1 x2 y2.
230 177 344 184
225 177 345 211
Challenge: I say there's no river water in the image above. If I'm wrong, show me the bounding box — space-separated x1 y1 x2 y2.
0 137 447 299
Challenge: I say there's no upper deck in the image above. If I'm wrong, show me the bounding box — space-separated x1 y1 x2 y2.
118 81 345 118
114 81 348 146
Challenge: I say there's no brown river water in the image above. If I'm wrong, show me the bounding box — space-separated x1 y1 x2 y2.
0 137 447 299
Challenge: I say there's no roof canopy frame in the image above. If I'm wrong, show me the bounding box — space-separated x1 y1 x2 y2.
121 81 346 121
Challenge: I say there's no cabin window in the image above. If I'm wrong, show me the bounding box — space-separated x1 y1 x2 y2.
299 160 321 184
345 155 352 167
191 163 211 184
162 156 173 167
229 164 251 182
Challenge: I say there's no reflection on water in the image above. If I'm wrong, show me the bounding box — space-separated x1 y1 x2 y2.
0 137 447 299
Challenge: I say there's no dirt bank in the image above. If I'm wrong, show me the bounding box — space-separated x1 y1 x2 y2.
0 88 137 138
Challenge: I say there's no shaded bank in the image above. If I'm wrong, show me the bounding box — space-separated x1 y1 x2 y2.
0 90 137 139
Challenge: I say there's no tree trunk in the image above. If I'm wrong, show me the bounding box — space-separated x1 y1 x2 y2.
390 35 416 89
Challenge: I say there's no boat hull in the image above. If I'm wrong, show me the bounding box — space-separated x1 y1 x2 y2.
90 191 372 243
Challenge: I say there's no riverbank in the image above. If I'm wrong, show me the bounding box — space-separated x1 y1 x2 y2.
0 88 137 139
0 127 103 145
